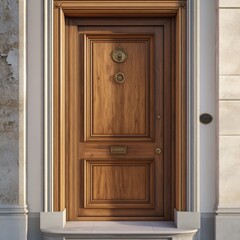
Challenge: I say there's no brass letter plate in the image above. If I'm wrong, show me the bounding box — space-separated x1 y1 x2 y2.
110 146 127 154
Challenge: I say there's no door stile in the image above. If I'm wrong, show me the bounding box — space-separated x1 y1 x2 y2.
162 20 175 220
54 6 68 212
66 20 81 220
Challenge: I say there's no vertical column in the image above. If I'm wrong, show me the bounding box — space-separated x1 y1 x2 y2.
217 1 240 239
0 0 27 240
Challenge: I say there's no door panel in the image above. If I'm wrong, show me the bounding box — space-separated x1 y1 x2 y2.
86 35 154 140
66 18 173 220
84 159 154 208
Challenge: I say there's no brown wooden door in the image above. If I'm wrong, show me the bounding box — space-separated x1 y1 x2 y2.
66 18 174 220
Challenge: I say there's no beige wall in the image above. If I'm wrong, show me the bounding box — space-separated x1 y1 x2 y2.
218 0 240 207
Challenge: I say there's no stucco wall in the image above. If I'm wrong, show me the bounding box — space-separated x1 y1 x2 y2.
0 0 19 205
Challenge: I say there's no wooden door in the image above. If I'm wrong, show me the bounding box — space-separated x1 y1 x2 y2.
66 18 174 221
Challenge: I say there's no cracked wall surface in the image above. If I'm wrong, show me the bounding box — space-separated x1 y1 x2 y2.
0 0 19 204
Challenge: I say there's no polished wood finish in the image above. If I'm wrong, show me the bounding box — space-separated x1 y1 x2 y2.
85 34 153 140
53 0 187 220
53 6 60 211
84 159 154 208
72 23 167 220
54 1 181 17
79 142 155 159
66 21 80 219
54 6 67 211
175 5 187 211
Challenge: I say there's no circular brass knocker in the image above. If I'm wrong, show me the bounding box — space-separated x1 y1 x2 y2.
114 72 125 84
112 47 128 63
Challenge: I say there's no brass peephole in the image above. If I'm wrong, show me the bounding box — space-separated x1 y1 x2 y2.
114 72 125 84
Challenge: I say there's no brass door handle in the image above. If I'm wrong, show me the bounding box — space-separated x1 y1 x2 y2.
155 147 162 154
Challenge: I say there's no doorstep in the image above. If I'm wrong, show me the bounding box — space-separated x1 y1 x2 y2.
42 221 197 240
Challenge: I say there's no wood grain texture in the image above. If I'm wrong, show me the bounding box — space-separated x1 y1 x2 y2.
74 22 167 220
59 8 66 211
53 0 187 221
53 1 185 18
85 35 153 140
79 142 155 159
92 39 147 136
53 6 60 211
65 21 80 220
92 164 147 200
84 159 154 209
175 7 187 212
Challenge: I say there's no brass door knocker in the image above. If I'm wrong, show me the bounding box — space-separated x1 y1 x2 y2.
112 47 128 63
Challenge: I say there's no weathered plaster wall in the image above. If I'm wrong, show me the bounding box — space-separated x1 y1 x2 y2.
0 0 19 204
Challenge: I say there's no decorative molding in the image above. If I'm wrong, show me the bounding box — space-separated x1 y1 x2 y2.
60 1 180 9
217 205 240 215
44 0 54 212
53 1 182 16
55 1 62 9
0 205 28 215
19 0 27 209
179 1 187 8
186 0 200 213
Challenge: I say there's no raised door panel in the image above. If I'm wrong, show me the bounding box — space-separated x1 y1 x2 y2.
85 34 154 141
84 159 154 208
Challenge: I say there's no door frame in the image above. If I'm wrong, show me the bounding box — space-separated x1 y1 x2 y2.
44 0 189 216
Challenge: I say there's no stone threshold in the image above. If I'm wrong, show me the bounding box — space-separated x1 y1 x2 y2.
42 221 197 239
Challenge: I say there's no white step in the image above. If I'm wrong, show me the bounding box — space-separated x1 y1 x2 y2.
42 221 197 240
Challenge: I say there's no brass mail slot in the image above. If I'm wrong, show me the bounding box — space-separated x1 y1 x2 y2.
110 146 127 154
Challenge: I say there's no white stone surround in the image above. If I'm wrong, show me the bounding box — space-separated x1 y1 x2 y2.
216 0 240 239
